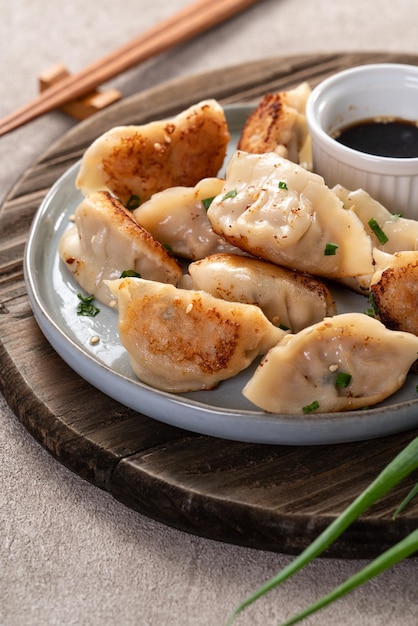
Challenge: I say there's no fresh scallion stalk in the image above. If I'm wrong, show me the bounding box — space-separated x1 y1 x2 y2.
227 436 418 625
278 530 418 626
393 482 418 520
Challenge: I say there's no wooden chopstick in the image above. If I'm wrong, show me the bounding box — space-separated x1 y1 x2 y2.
0 0 259 137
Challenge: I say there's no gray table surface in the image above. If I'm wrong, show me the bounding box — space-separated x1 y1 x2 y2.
1 1 417 625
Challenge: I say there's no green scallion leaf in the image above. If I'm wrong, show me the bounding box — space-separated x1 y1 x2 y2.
302 400 320 414
76 293 100 317
120 269 141 278
277 530 418 626
126 194 141 210
227 435 418 626
335 372 352 388
222 189 238 200
365 292 379 318
202 196 215 211
368 217 389 245
393 482 418 520
324 242 339 256
278 181 288 190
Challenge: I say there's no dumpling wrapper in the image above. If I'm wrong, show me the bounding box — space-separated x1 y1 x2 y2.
106 277 286 392
76 99 230 204
207 151 373 279
334 185 418 253
370 249 418 336
334 185 418 294
243 312 418 413
58 191 182 306
133 178 242 260
186 253 336 332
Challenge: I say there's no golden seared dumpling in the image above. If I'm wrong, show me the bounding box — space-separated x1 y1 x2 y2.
133 178 242 260
186 253 336 332
58 191 182 306
237 82 311 167
370 249 418 336
106 277 286 392
243 313 418 414
207 151 373 279
76 100 230 204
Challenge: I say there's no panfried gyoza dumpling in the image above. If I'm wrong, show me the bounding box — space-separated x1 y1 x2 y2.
106 277 286 392
237 82 312 168
133 178 242 260
186 253 336 332
243 313 418 413
58 191 182 306
76 100 230 204
370 249 418 336
334 185 418 252
207 151 373 279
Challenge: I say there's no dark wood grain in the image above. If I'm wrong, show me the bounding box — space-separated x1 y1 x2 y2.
1 53 418 558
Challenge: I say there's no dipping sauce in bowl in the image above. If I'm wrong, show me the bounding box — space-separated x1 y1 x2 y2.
334 117 418 158
306 63 418 218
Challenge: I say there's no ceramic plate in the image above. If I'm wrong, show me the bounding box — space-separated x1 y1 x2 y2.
24 105 418 445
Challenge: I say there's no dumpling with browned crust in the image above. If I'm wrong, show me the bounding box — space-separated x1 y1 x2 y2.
106 277 286 392
186 253 336 332
370 249 418 336
237 82 311 167
58 191 182 306
243 312 418 414
76 100 230 205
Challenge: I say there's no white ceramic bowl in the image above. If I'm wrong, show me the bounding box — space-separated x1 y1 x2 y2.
306 63 418 218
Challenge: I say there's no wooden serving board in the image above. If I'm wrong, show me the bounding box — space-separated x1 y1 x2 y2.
1 53 418 558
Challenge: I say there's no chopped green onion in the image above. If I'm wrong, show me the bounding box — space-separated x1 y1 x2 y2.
120 269 141 278
278 181 288 190
126 194 141 210
365 292 379 318
368 217 389 245
76 293 100 317
202 196 215 211
335 372 352 388
324 242 339 256
222 189 238 200
278 323 290 331
227 436 418 626
302 400 319 414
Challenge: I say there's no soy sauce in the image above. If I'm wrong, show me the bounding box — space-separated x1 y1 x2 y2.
334 118 418 158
